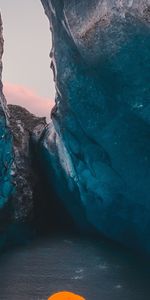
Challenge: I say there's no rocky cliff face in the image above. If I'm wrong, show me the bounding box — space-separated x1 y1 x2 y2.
39 0 150 253
8 105 46 223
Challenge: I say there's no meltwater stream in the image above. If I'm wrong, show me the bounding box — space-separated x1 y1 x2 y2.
0 235 150 300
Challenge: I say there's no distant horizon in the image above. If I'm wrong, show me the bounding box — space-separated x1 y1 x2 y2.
1 0 55 120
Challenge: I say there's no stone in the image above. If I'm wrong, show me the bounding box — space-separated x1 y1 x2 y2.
8 104 46 222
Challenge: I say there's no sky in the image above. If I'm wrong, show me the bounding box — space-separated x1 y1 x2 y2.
1 0 55 121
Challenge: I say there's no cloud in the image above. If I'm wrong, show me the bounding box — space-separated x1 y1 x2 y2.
3 82 55 122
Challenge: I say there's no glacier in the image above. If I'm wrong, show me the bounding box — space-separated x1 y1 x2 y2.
0 1 150 254
37 0 150 253
0 16 13 215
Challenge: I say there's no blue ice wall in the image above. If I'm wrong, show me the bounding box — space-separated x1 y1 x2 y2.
40 0 150 253
0 16 14 208
0 15 14 249
0 109 13 209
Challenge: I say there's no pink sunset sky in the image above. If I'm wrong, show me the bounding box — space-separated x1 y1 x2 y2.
4 82 54 121
1 0 55 121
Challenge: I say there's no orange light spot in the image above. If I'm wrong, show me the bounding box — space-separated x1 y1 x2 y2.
48 291 85 300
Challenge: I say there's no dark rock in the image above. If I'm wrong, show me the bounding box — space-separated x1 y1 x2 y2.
8 104 46 223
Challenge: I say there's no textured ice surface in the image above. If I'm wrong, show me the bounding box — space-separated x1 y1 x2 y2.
0 15 13 210
40 0 150 253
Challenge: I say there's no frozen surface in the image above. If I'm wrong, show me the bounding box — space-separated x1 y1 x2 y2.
0 15 13 211
0 235 150 300
39 0 150 253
